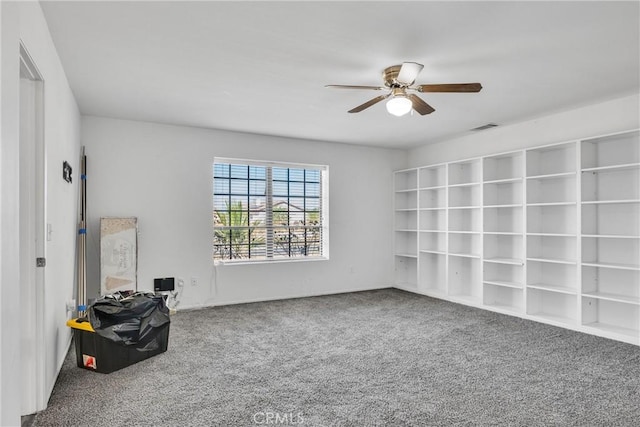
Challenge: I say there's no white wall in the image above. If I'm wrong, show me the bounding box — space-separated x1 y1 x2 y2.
0 1 80 423
407 94 640 166
0 2 21 424
82 116 404 308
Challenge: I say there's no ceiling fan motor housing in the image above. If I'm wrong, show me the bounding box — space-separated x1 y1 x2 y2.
383 65 406 87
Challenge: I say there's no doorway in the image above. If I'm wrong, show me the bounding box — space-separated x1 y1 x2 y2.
19 43 46 415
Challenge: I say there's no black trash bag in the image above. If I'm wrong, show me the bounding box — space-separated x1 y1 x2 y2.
89 292 170 351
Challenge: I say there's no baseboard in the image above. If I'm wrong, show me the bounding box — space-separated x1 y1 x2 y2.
176 284 394 311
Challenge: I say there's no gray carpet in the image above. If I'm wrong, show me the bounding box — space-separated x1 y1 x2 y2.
35 289 640 426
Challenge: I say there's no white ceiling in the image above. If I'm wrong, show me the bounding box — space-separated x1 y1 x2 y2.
40 1 640 149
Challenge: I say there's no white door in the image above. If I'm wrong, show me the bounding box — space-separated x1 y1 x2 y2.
19 44 46 415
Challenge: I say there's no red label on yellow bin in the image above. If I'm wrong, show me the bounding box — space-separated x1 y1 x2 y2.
82 354 97 370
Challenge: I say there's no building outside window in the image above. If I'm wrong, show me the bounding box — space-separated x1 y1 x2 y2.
213 158 328 263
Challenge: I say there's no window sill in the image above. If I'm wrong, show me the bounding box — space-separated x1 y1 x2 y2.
214 256 329 267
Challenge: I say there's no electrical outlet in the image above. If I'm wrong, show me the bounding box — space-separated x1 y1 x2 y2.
191 277 198 286
66 299 76 312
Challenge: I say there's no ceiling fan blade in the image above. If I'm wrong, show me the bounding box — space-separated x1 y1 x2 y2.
416 83 482 93
408 94 435 115
325 84 385 90
348 94 390 113
396 62 424 85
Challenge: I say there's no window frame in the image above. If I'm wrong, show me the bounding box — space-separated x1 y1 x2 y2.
213 157 329 265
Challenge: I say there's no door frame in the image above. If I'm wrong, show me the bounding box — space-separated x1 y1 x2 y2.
19 42 46 415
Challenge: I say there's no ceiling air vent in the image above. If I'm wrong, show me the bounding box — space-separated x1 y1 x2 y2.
471 123 498 131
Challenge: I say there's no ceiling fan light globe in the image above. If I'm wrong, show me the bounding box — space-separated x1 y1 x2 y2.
386 96 412 116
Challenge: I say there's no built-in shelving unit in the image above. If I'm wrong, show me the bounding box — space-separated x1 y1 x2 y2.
579 130 640 341
525 142 578 326
393 169 418 290
417 164 448 295
448 159 482 304
482 151 524 314
393 128 640 345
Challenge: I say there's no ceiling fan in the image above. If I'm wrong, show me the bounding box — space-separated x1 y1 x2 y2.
326 62 482 116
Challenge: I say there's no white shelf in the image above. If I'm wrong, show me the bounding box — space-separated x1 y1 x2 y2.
527 202 576 207
485 302 522 314
419 252 446 294
581 130 639 170
395 191 418 210
526 171 575 180
484 257 523 265
448 231 481 235
581 163 640 173
583 234 639 269
582 295 639 339
395 169 418 192
395 256 417 289
394 253 418 259
483 280 522 289
526 232 576 237
526 142 576 177
582 262 640 271
527 174 576 205
483 177 522 185
484 262 523 289
528 286 577 324
484 205 523 234
449 185 481 207
582 265 639 307
449 252 481 259
582 166 640 203
419 188 446 209
418 185 446 190
448 256 481 302
530 311 576 326
483 283 523 313
527 260 577 292
484 180 523 206
582 234 640 239
527 282 577 295
581 199 640 205
527 204 576 235
420 249 447 255
484 204 522 208
527 234 576 264
448 182 481 188
419 165 446 189
449 207 481 233
582 291 640 306
526 257 576 265
448 206 481 210
449 159 481 186
484 231 522 235
394 188 418 193
449 294 482 306
581 201 640 236
582 322 639 339
483 152 523 182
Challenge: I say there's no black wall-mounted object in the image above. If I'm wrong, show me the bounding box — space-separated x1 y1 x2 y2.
63 161 72 183
154 277 175 292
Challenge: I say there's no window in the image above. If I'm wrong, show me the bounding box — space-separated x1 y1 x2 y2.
213 158 328 263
